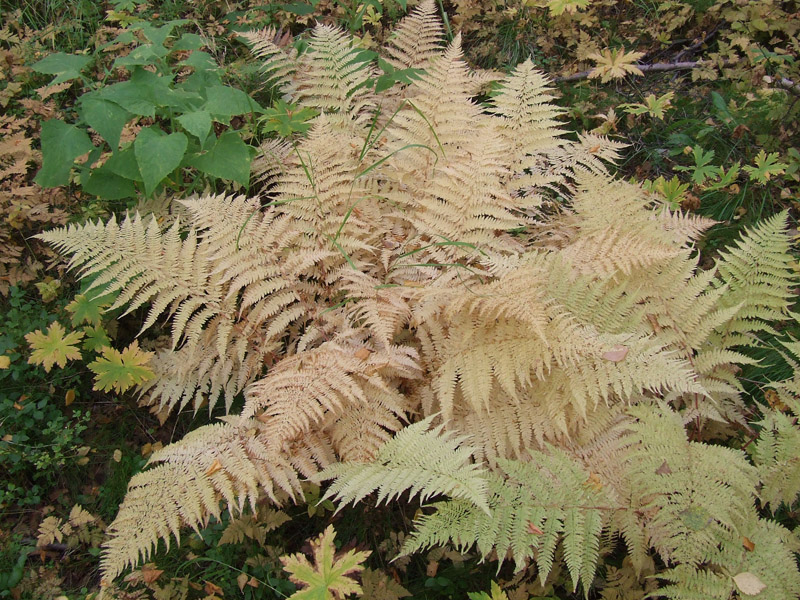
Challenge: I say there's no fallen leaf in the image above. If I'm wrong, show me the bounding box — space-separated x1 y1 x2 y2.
142 566 164 584
527 522 544 535
237 572 249 591
426 561 439 577
354 347 371 361
0 356 9 369
113 449 122 463
655 460 672 475
205 458 223 476
733 572 766 596
584 472 603 491
65 389 75 406
204 581 223 596
602 345 629 362
742 537 755 552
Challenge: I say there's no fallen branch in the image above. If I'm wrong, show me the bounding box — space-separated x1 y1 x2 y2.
554 60 719 83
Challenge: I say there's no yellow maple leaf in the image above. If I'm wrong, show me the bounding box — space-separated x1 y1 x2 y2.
587 48 645 83
25 322 84 372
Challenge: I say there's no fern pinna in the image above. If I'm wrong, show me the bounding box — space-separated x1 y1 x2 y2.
38 2 800 597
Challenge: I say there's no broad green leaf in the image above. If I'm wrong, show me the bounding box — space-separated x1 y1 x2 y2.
31 52 91 84
180 51 219 71
114 44 165 68
188 131 251 185
34 120 95 187
25 322 84 373
99 81 157 117
80 95 131 150
281 2 315 15
134 127 188 196
133 20 187 47
177 110 212 143
84 167 138 200
172 33 205 51
66 293 114 327
280 526 370 600
204 85 263 120
103 147 142 181
88 341 155 393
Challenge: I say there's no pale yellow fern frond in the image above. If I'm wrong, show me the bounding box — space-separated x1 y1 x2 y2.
383 0 444 70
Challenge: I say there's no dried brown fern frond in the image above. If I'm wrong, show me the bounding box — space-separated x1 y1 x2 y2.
383 0 444 70
100 415 334 582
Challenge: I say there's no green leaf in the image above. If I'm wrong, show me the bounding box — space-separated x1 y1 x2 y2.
743 150 788 184
80 95 131 150
281 2 315 15
134 20 187 47
177 110 212 144
25 322 84 373
82 326 112 353
103 147 142 181
99 81 157 117
65 293 114 326
204 85 263 120
180 50 219 71
114 44 165 68
88 341 155 393
173 33 205 51
34 120 95 187
188 131 251 186
31 52 91 84
280 526 370 600
259 100 318 137
83 166 138 200
134 127 188 196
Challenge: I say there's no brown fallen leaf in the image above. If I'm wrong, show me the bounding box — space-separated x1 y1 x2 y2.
354 347 372 361
527 522 544 535
141 566 164 585
602 345 629 362
742 536 755 552
655 460 672 475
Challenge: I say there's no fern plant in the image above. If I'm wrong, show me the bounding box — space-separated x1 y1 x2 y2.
37 2 800 597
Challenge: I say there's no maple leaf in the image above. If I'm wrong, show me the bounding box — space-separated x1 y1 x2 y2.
82 325 112 352
25 322 84 372
587 48 645 83
88 341 155 393
280 526 370 600
66 293 113 326
546 0 590 16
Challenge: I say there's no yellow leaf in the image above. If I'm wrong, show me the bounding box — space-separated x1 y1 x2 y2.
587 48 645 83
25 322 84 373
733 572 766 596
65 389 76 406
113 449 122 463
0 356 9 369
205 458 223 476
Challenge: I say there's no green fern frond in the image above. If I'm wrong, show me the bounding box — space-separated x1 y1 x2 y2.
316 417 490 514
402 448 612 592
712 210 797 348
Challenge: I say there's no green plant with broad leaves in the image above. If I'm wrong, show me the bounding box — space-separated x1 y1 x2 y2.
32 20 264 201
